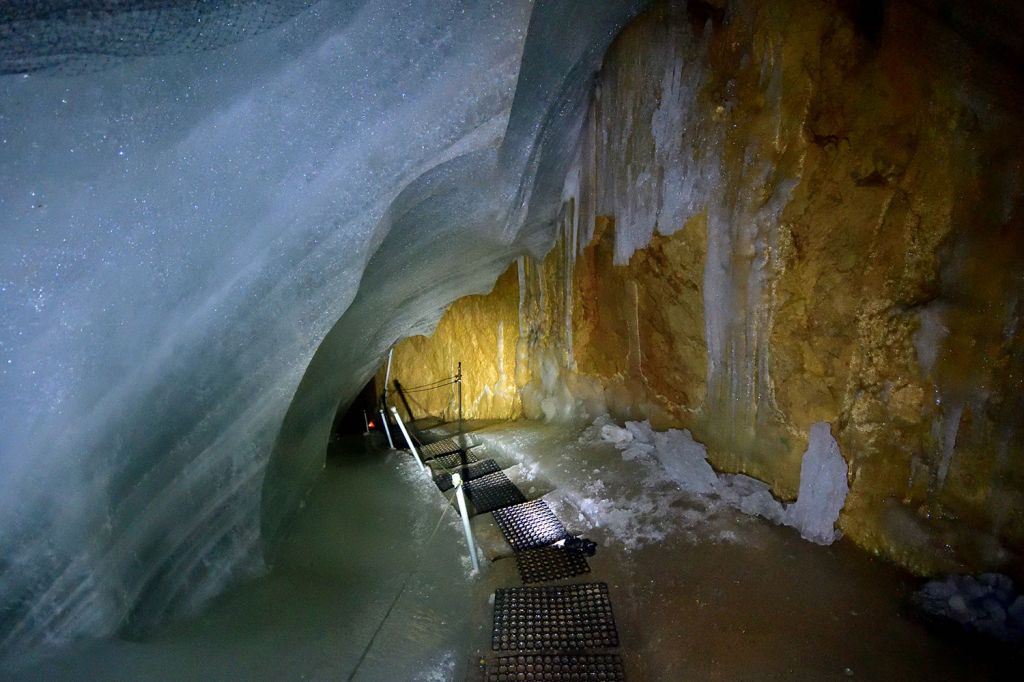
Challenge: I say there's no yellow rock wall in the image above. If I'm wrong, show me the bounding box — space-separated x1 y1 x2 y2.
383 264 521 423
385 0 1024 578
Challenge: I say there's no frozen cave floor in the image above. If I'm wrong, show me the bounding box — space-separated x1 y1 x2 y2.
461 420 1021 681
12 420 1022 681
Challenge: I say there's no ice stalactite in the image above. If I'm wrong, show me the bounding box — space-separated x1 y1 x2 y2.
533 8 803 439
590 15 719 266
702 39 798 436
379 0 1024 577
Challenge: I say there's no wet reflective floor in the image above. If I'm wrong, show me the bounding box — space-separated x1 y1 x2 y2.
12 420 1022 681
462 421 1022 681
13 436 476 681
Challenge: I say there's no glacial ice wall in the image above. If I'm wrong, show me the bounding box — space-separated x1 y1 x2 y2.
0 0 647 666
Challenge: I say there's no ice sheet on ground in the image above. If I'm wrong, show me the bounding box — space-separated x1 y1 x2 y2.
583 417 845 546
479 420 764 552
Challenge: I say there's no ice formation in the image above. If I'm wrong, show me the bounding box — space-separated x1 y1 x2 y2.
0 0 648 666
915 574 1024 642
509 9 805 441
649 427 718 496
784 422 849 544
596 418 848 544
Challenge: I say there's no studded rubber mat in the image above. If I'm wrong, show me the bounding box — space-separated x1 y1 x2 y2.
427 450 480 470
463 471 526 513
485 654 626 681
434 459 502 492
492 500 567 551
418 438 466 460
515 546 591 584
492 582 619 651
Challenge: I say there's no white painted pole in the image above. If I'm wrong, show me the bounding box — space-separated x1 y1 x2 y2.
383 347 394 402
451 473 480 573
362 409 370 435
379 409 395 449
390 406 424 472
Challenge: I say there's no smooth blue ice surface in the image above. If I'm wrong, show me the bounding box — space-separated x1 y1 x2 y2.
0 0 647 667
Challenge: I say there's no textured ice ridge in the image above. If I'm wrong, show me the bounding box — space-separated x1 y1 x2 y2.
599 419 848 544
0 0 649 667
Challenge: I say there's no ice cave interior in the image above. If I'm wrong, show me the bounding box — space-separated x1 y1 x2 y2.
1 0 1023 680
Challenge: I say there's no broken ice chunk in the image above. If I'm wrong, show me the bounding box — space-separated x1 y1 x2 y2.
717 474 786 525
600 423 634 446
651 428 718 495
625 419 655 444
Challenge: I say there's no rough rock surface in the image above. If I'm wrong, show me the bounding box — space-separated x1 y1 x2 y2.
386 0 1024 578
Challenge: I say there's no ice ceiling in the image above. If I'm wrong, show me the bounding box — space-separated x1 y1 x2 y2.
0 0 648 665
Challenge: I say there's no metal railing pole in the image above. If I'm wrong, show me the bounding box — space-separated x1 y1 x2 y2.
379 408 394 449
457 361 463 436
451 473 479 573
383 347 394 402
390 406 424 472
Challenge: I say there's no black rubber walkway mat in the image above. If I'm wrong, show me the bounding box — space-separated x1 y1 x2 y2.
427 450 480 470
434 459 502 492
492 500 567 551
418 438 465 460
484 653 626 681
515 546 590 584
464 471 526 513
492 582 619 651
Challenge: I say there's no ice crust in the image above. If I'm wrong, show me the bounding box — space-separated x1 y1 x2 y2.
0 0 648 666
596 418 848 545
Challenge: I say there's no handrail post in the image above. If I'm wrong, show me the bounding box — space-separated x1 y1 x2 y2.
457 361 463 436
383 347 394 403
451 473 479 573
379 408 394 449
390 406 424 472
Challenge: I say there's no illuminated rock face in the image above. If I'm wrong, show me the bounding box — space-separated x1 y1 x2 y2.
384 265 522 422
388 0 1024 577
